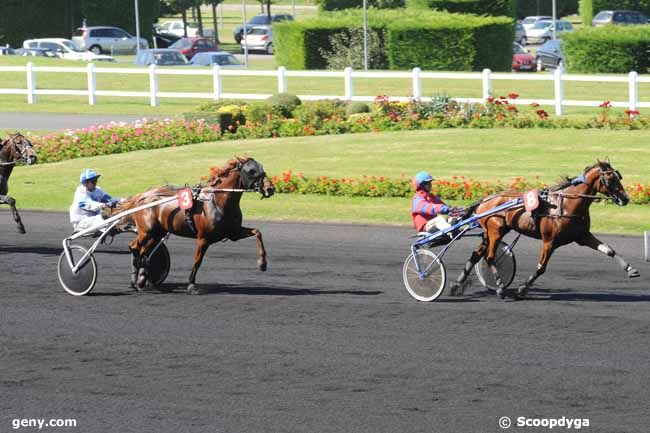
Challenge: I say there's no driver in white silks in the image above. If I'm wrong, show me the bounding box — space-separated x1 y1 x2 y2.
69 169 122 233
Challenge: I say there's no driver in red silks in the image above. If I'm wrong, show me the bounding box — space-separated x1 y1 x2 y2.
411 171 455 235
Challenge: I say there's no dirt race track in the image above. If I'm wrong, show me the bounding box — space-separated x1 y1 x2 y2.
1 210 649 433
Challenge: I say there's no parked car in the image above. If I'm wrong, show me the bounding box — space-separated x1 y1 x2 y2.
520 15 552 31
152 26 181 48
72 26 148 55
515 22 526 45
525 20 574 44
592 10 649 26
156 21 214 38
169 37 218 60
240 26 273 54
22 38 114 61
511 42 535 72
189 51 243 67
535 39 563 71
135 49 189 66
14 48 57 58
233 14 292 44
0 46 15 55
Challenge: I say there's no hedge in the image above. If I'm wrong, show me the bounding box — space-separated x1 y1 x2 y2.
579 0 650 25
274 10 513 71
317 0 405 11
406 0 516 18
563 26 650 73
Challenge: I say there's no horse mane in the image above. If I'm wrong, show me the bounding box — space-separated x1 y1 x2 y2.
550 163 601 191
206 156 247 187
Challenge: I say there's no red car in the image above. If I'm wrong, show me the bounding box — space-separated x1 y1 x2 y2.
169 37 218 60
512 42 535 72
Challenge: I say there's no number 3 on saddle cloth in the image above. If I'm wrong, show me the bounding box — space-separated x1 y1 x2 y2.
178 186 200 234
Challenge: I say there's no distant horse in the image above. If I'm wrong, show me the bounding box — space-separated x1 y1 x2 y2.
118 157 275 294
0 133 37 233
452 160 640 299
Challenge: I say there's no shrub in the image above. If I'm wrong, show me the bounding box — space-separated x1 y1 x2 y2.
346 102 371 117
267 93 302 117
563 26 650 73
423 0 516 18
196 100 249 112
293 100 347 127
319 28 386 70
183 111 234 132
244 102 279 124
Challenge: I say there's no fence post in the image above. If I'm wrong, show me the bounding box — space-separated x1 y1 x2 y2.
87 63 96 105
645 231 649 262
212 64 221 100
277 66 287 94
26 62 36 104
628 71 638 113
344 67 353 100
553 67 563 115
481 68 491 100
148 64 158 107
412 67 422 100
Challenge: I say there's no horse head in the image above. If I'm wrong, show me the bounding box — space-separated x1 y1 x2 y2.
237 157 275 199
594 159 628 206
2 133 37 165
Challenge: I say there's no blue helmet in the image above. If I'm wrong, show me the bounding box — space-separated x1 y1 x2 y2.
80 169 101 184
413 171 433 189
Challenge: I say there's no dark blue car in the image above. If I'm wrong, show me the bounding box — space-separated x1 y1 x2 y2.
535 39 563 71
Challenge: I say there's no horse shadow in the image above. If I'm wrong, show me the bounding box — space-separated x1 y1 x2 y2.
144 283 383 297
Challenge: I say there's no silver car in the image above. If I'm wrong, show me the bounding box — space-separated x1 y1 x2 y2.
240 26 273 55
72 26 148 55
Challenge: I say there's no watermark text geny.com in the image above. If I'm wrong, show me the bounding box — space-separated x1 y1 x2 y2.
12 418 77 430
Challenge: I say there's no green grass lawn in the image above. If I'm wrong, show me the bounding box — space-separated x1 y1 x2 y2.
8 128 650 234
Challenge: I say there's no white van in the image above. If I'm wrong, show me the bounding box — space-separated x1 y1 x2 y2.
22 38 114 61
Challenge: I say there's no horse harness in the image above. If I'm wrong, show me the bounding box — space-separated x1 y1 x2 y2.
0 134 32 166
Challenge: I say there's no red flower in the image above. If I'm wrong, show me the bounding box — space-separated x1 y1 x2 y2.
508 92 519 100
599 101 612 108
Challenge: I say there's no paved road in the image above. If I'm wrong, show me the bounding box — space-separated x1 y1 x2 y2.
1 211 649 433
0 113 163 131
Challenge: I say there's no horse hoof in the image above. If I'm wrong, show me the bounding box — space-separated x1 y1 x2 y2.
258 260 267 272
628 268 640 278
496 287 507 299
517 285 528 299
187 284 206 295
17 224 26 234
449 283 464 297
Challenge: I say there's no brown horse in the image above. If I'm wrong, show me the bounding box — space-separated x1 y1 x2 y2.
0 133 37 233
452 160 640 299
118 156 275 294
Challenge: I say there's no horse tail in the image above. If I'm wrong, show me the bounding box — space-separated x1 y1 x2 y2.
464 199 484 218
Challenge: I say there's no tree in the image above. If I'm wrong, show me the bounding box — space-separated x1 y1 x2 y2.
204 0 224 43
258 0 274 19
164 0 193 36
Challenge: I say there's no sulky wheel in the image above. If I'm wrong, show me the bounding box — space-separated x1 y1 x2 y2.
474 242 517 292
146 242 171 288
403 249 447 302
58 245 98 296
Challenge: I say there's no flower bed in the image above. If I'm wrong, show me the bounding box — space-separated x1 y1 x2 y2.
33 118 222 163
29 94 650 165
211 169 650 205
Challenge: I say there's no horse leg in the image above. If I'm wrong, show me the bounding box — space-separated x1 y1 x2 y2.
129 235 154 291
517 240 556 299
0 195 26 234
230 226 267 271
450 239 488 296
576 233 640 278
136 237 161 289
187 238 210 295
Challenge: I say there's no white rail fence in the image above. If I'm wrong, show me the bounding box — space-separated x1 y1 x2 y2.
1 62 649 115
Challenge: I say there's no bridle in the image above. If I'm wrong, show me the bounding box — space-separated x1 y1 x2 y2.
0 134 35 166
